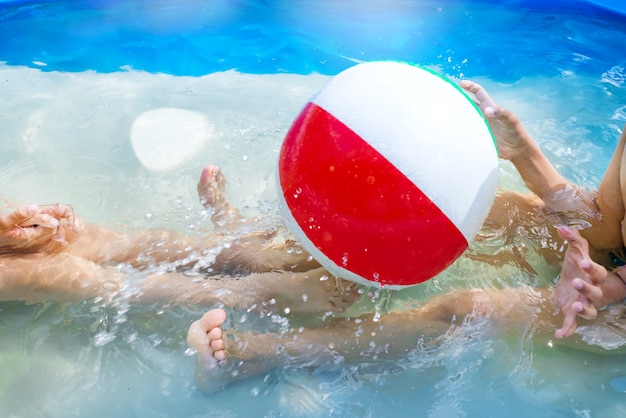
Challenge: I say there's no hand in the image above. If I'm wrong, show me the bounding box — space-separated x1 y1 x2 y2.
460 80 531 161
553 226 608 339
0 204 80 254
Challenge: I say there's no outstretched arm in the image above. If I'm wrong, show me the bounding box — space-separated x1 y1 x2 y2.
460 80 567 194
461 80 624 250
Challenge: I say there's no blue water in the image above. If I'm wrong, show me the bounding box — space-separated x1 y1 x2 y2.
1 0 626 417
1 0 625 79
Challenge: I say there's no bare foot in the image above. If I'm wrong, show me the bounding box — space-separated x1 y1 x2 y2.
187 308 287 393
186 308 231 393
187 308 227 366
197 165 245 231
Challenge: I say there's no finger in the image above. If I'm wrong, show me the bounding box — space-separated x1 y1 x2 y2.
2 224 54 242
459 80 484 95
557 225 585 246
460 80 494 105
557 225 588 259
573 299 598 321
52 224 68 246
39 204 79 230
572 278 603 307
0 205 38 228
578 258 607 286
21 225 57 242
554 311 578 339
19 213 60 229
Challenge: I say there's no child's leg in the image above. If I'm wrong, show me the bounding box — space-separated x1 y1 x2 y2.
151 266 362 314
186 287 558 393
64 164 316 273
197 164 321 274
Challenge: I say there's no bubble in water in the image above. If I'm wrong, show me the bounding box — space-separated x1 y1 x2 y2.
373 311 381 322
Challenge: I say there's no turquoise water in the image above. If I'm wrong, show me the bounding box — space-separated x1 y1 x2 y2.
1 0 626 416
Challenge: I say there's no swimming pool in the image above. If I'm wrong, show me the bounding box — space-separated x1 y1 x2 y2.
1 0 626 416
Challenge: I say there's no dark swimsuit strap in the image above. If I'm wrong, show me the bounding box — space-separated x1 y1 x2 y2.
610 247 626 267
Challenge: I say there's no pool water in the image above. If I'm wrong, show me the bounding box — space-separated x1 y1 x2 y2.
1 0 626 416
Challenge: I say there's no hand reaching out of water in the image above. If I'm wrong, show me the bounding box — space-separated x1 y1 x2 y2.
0 203 80 254
552 226 626 338
460 80 533 162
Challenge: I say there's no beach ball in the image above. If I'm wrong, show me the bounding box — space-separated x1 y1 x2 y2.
278 61 498 289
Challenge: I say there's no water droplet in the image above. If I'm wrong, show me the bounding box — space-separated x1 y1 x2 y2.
103 281 118 292
184 347 197 356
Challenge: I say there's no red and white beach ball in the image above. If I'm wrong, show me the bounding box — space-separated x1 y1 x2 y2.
278 61 498 289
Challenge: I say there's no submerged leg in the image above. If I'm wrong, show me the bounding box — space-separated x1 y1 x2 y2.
462 80 624 252
187 287 564 393
197 163 321 274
